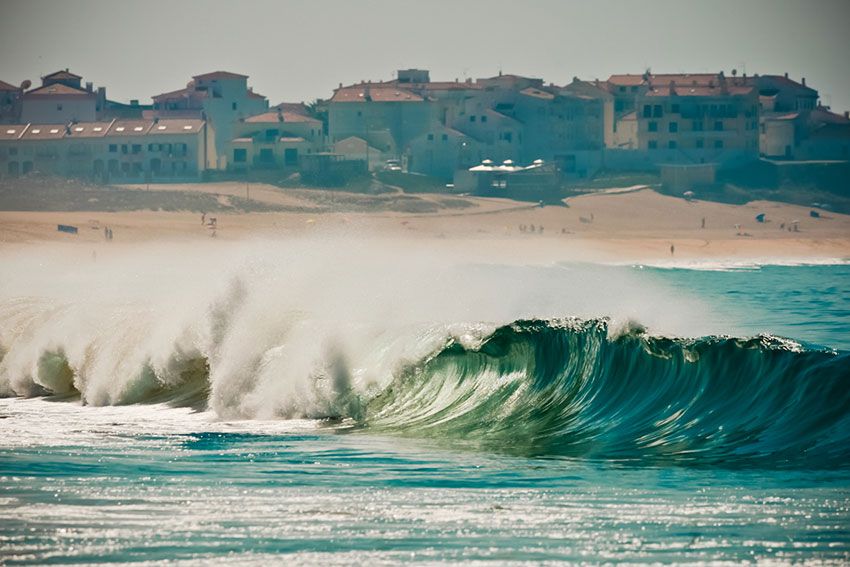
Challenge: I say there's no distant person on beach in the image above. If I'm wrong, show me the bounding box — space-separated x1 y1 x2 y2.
201 212 206 225
701 217 705 229
670 244 675 256
103 227 108 240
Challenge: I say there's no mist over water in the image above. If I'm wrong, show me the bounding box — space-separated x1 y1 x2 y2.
0 236 719 415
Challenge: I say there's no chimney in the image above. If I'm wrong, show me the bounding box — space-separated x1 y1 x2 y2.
845 111 849 120
338 82 342 89
153 116 159 124
784 72 788 78
669 80 676 95
85 82 93 92
802 77 806 86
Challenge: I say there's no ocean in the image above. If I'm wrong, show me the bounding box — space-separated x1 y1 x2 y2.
1 242 848 565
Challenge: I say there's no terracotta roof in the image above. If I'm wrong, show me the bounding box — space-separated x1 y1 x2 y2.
66 121 114 138
0 125 27 140
0 79 19 91
643 85 754 97
25 83 94 97
43 70 83 81
608 73 720 87
192 71 248 80
766 112 800 121
244 111 320 124
745 74 818 95
809 108 850 125
106 120 153 136
331 84 424 103
148 118 205 134
246 90 266 99
385 79 481 91
152 87 207 102
272 101 311 114
520 87 555 100
21 124 68 140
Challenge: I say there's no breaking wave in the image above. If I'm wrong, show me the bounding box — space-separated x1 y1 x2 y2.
1 240 848 467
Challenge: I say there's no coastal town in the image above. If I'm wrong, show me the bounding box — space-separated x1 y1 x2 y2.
0 67 848 193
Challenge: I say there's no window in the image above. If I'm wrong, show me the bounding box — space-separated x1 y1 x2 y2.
714 121 723 131
653 105 663 117
148 144 155 152
668 140 677 149
427 133 434 141
57 104 63 111
441 134 448 141
357 111 362 117
714 140 724 149
643 105 652 118
232 102 237 110
121 144 128 154
469 115 476 122
233 148 247 163
693 120 704 131
481 115 487 123
503 131 512 143
648 140 658 149
619 86 626 93
696 139 704 149
132 144 142 154
671 104 680 114
109 144 117 153
669 122 678 133
648 121 658 132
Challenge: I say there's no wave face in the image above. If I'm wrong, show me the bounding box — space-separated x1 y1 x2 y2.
363 319 850 467
2 241 848 468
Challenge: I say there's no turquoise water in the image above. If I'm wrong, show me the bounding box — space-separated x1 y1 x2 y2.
1 262 849 565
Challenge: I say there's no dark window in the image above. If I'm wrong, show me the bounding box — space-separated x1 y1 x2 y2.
643 105 652 118
503 131 512 143
427 133 434 141
714 121 723 131
284 148 298 166
132 144 142 154
57 104 63 111
648 121 658 132
669 122 678 133
648 140 658 149
668 140 677 149
653 105 663 118
671 104 680 114
148 143 155 152
233 148 247 163
619 86 626 93
441 134 448 141
481 115 487 123
232 102 237 110
469 116 476 122
357 111 362 117
121 144 128 154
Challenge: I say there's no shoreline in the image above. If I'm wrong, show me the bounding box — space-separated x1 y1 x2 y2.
1 184 848 264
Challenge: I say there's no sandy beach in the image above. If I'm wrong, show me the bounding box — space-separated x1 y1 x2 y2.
1 182 848 264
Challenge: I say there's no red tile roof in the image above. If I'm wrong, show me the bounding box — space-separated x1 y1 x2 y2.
152 87 207 102
0 125 27 140
608 73 720 87
0 79 19 91
43 70 83 81
520 87 555 100
66 121 115 138
106 120 153 136
246 90 266 99
331 85 424 103
192 71 248 80
244 111 320 124
644 84 754 97
25 83 94 97
21 124 68 139
149 118 205 134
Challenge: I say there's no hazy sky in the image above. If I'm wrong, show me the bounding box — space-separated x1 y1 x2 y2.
3 0 849 112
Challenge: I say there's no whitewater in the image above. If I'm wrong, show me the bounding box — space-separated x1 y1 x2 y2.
1 238 849 564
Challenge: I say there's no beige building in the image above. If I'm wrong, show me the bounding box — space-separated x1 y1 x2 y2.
0 118 213 181
227 109 323 171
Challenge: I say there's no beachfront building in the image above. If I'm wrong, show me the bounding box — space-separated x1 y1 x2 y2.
634 76 760 167
332 136 385 171
151 71 268 169
761 107 850 160
0 118 213 181
227 109 323 171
